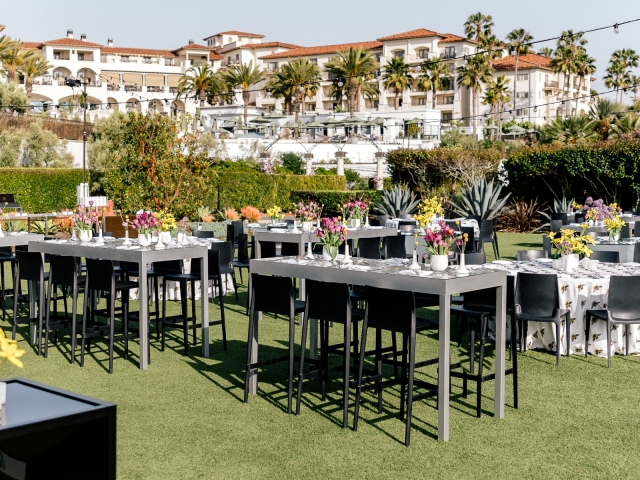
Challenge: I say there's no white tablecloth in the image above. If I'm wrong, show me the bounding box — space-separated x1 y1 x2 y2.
487 260 640 357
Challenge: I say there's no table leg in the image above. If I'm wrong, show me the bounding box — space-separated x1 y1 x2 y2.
438 293 451 441
254 238 261 322
494 283 506 418
201 253 209 358
28 280 36 346
138 262 149 369
248 306 259 394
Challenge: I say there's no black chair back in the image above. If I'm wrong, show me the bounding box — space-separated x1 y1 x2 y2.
383 235 406 259
620 224 631 238
515 273 559 318
467 215 482 224
0 247 12 256
192 249 222 277
193 230 214 239
478 220 494 246
517 250 549 261
15 251 44 282
550 220 563 233
589 250 620 263
231 220 244 240
461 226 476 253
634 243 640 263
357 237 381 259
574 213 585 224
237 233 250 263
551 212 568 225
256 240 277 259
153 260 182 275
209 241 234 274
364 285 414 334
463 252 486 265
49 255 79 287
251 273 295 316
608 276 640 320
542 236 552 255
281 242 300 256
305 280 351 323
86 258 115 292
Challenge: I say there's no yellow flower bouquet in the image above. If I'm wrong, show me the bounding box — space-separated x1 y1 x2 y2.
266 206 284 224
604 215 626 241
548 227 595 258
414 196 443 227
154 210 177 232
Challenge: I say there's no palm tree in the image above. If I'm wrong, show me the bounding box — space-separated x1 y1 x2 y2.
221 61 265 125
482 75 511 140
551 30 588 113
178 64 217 107
361 82 380 107
457 54 492 139
588 98 625 140
1 41 32 83
477 34 504 68
277 58 321 122
573 51 596 113
464 12 495 40
19 54 52 102
610 114 640 138
416 58 452 109
382 57 412 110
324 47 379 116
505 29 533 116
206 72 233 106
538 47 554 57
607 49 639 102
541 116 596 144
604 62 628 103
266 71 295 114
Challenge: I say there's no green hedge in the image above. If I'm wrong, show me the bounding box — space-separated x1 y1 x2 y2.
290 190 383 216
0 168 82 212
207 172 346 211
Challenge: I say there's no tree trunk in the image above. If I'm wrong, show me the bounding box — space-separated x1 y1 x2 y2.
394 89 400 110
243 89 249 125
26 79 32 102
200 90 206 108
348 79 357 115
432 84 437 110
575 76 583 113
513 55 519 120
472 87 478 140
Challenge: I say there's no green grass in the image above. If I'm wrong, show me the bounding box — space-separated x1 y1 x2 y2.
8 232 640 478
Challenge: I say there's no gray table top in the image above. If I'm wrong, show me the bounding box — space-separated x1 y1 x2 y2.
253 227 398 243
250 256 506 296
0 234 44 247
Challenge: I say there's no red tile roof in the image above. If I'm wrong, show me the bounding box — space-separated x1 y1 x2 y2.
172 43 214 53
209 52 223 60
102 46 174 57
492 53 552 71
260 41 382 60
439 34 476 44
377 28 442 42
40 37 103 48
211 30 265 39
22 42 41 50
220 41 301 54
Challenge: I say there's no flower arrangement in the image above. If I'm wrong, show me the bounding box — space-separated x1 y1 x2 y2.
241 206 261 223
0 328 25 369
295 201 320 222
342 200 368 221
548 226 595 257
314 217 348 261
72 205 98 231
585 208 598 222
572 201 583 211
423 220 462 255
154 210 177 232
604 215 626 237
414 196 443 227
266 206 284 223
176 216 191 234
582 197 621 221
131 211 161 235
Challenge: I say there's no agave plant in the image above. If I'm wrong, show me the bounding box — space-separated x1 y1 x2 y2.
372 185 420 217
30 221 60 235
533 195 574 232
449 178 511 220
4 219 27 232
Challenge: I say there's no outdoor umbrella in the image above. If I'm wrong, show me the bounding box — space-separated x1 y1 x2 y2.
406 117 424 125
506 125 526 135
368 117 385 125
249 116 272 124
304 121 326 129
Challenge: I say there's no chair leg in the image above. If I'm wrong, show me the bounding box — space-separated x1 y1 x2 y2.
555 322 561 367
375 328 383 414
108 290 115 374
606 320 611 368
405 329 416 447
218 276 227 351
161 281 168 352
11 269 18 341
296 311 309 416
625 324 630 356
81 286 89 368
244 301 256 404
287 310 296 415
585 312 591 358
399 333 407 419
232 272 239 301
123 295 129 361
476 318 487 418
154 276 160 340
566 313 571 357
190 280 197 346
353 317 369 432
44 280 54 358
510 315 518 409
70 283 78 365
391 332 399 378
37 280 44 357
342 319 351 429
180 280 189 356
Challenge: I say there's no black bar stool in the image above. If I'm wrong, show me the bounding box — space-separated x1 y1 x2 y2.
12 251 48 354
0 247 17 321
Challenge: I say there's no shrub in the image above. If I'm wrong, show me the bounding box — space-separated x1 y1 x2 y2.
240 206 261 222
0 168 82 212
497 198 545 233
290 190 383 216
189 220 230 239
280 152 305 174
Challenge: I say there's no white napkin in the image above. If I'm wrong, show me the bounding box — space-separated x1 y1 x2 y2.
340 265 371 271
492 260 513 265
270 228 288 233
534 258 553 263
623 262 640 267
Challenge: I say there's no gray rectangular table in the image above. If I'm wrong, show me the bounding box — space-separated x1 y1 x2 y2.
591 241 636 263
0 233 44 247
248 258 507 441
29 240 210 369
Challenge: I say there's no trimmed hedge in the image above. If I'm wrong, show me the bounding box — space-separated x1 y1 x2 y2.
0 168 82 212
290 190 383 216
207 172 346 211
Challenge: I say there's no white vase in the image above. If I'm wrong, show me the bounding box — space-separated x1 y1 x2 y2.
588 220 594 227
610 232 620 242
456 252 469 276
79 230 93 243
322 245 338 262
430 254 449 272
159 231 172 244
552 258 561 270
563 253 579 272
302 221 312 232
138 233 152 247
352 218 361 228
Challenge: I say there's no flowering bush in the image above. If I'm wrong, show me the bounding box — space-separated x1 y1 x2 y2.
266 206 283 222
582 197 621 221
414 196 443 227
241 206 261 223
548 226 595 257
314 217 348 248
342 200 368 221
72 205 98 231
131 211 161 235
423 220 461 255
295 201 320 221
154 210 177 232
224 208 239 221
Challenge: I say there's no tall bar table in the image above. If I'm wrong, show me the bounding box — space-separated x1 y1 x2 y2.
29 239 210 369
248 257 507 441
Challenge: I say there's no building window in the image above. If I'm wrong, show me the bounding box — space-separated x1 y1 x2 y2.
444 47 455 59
393 50 405 58
227 37 232 43
142 57 151 64
442 112 453 121
516 92 529 98
121 56 130 63
517 74 529 81
444 96 454 104
77 53 85 61
309 58 318 64
100 55 107 63
375 53 382 62
516 108 527 116
418 48 430 59
165 58 173 66
441 79 452 90
268 62 278 72
418 97 427 105
307 104 316 111
236 54 240 61
373 100 379 108
448 63 455 73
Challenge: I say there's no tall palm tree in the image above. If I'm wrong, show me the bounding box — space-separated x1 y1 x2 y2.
630 75 640 98
416 58 452 109
505 29 533 116
538 47 554 57
551 30 587 113
277 58 321 121
178 64 217 107
477 34 504 68
604 62 628 103
540 116 596 144
482 75 511 140
266 71 295 114
361 82 380 107
324 47 379 116
382 57 412 110
608 49 639 102
1 41 32 83
588 98 625 140
221 61 265 125
457 54 492 139
206 72 233 106
464 12 495 40
573 51 596 113
19 53 52 102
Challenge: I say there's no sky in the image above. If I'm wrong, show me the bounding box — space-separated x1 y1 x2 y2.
2 0 639 97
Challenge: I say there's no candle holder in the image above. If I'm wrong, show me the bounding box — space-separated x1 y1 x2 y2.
408 230 421 270
340 242 353 264
305 239 315 259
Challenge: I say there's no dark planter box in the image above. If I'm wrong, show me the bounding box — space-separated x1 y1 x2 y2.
0 378 116 480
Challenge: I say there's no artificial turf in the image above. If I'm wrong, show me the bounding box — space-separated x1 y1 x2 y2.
7 232 640 478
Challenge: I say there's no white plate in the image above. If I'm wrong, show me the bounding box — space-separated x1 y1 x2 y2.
492 260 513 265
534 258 553 263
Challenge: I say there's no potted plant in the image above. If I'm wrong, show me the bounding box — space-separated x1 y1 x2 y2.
240 206 261 224
314 217 348 263
604 215 625 242
423 220 461 272
72 205 98 243
548 225 594 272
131 211 160 247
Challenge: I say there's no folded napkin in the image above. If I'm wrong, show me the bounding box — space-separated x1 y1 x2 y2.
534 258 553 263
492 260 513 265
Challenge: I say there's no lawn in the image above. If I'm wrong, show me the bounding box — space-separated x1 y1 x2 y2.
8 232 640 479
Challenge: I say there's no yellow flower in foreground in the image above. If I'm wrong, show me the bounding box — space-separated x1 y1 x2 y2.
0 338 25 368
0 329 15 344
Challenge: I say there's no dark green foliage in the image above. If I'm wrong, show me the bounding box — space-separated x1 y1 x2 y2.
290 190 383 216
0 168 82 212
280 152 305 175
